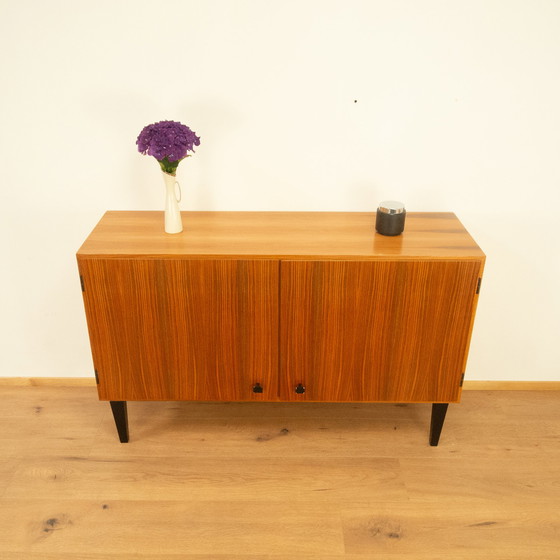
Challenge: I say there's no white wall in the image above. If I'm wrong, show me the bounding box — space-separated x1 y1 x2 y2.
1 0 559 380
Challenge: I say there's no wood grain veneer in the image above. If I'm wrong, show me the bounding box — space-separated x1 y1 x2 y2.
77 211 484 260
280 260 482 402
78 259 278 401
77 211 485 441
4 378 559 389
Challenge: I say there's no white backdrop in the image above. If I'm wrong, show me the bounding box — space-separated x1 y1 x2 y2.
1 0 559 380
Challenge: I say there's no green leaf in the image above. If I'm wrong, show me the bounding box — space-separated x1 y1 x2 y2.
157 157 180 175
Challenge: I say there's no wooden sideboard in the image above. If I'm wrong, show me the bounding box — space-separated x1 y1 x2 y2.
77 211 485 445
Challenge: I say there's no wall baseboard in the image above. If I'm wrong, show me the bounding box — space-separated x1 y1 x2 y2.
0 377 96 386
0 378 559 390
463 380 560 391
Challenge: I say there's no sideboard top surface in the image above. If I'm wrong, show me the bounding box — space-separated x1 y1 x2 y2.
77 211 485 260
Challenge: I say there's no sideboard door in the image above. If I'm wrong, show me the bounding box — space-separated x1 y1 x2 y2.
280 260 482 402
79 259 278 401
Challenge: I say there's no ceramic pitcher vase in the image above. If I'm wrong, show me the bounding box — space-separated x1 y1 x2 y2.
162 172 183 234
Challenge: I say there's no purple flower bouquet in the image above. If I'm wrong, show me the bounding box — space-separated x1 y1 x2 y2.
136 120 200 234
136 120 201 176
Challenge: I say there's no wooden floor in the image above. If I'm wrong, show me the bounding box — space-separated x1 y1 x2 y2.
0 386 559 559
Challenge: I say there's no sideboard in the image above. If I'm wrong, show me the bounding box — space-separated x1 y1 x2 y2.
77 211 485 445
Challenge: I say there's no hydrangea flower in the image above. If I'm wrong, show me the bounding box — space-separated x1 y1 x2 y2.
137 120 200 175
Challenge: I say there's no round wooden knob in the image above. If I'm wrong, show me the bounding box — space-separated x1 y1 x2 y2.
295 383 306 394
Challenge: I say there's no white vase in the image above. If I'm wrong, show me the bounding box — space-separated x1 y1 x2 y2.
162 172 183 234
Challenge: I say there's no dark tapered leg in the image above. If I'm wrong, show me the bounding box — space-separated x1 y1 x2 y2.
429 403 449 446
109 401 129 443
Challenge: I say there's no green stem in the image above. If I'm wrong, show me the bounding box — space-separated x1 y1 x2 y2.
157 155 190 175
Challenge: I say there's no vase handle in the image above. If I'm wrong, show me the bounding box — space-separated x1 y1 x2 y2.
174 180 182 203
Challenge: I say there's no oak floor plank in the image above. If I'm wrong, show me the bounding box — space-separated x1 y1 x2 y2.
2 552 390 560
1 556 554 560
0 386 102 459
127 400 431 420
0 459 20 499
0 386 102 417
0 499 345 556
3 456 407 503
87 405 557 461
0 386 559 558
89 414 434 460
340 501 560 558
400 457 560 504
